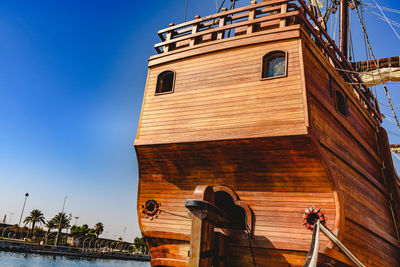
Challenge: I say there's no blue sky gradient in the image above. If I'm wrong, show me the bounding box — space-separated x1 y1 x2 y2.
0 0 399 241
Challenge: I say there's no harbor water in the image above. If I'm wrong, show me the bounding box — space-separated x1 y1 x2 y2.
0 251 151 267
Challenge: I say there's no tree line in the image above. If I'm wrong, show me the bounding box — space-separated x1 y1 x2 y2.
20 209 104 244
2 208 148 254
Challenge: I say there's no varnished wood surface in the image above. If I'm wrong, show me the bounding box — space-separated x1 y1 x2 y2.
302 32 400 266
135 10 400 266
136 39 308 146
136 136 337 266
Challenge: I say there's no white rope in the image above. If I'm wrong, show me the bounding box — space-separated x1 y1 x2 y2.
302 220 320 267
391 151 400 161
388 130 400 138
351 0 400 132
362 2 400 15
372 0 400 40
347 82 400 85
333 8 338 40
319 223 366 267
303 221 365 267
366 10 400 28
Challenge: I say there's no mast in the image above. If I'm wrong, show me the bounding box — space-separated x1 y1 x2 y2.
339 0 349 59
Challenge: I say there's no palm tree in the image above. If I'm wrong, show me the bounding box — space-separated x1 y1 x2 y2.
94 222 104 238
53 212 71 245
23 209 45 237
44 219 56 244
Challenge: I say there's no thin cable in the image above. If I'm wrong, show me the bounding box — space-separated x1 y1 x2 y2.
218 0 226 12
333 7 338 40
362 2 400 15
388 130 400 138
185 0 189 22
391 152 400 162
373 0 400 40
380 101 400 108
349 10 355 61
352 0 400 132
366 10 400 28
159 209 191 219
303 220 320 267
227 0 236 38
320 224 365 267
245 217 256 267
362 4 378 99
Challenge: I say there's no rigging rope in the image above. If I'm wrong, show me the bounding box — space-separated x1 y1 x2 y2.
351 0 400 132
333 7 338 40
244 214 256 266
366 10 400 28
320 223 366 267
159 209 191 219
185 0 189 22
373 0 400 40
245 223 257 266
303 220 366 267
349 9 355 61
362 2 400 15
388 130 400 138
302 220 320 267
218 0 227 13
391 151 400 162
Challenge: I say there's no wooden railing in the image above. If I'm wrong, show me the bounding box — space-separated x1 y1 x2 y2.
155 0 298 53
154 0 381 122
296 0 381 121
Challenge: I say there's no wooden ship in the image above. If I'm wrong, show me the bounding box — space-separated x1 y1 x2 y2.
134 0 400 266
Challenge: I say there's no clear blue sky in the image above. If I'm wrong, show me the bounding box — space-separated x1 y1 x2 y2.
0 0 399 241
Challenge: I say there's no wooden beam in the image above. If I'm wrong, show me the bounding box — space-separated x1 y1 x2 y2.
390 144 400 154
339 0 349 58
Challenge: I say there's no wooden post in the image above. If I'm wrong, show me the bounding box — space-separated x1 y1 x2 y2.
246 1 257 34
217 8 227 40
190 15 201 47
189 210 215 267
280 2 288 28
163 23 174 53
213 232 227 267
339 0 349 58
188 186 215 267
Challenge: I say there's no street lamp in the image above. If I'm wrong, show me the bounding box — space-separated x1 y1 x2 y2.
17 193 29 238
74 216 79 226
61 196 67 213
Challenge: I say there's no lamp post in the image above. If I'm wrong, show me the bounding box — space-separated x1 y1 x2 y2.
74 216 79 226
61 196 67 213
17 193 29 239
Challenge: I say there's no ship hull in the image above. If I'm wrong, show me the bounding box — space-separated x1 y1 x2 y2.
135 1 400 265
136 135 341 266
